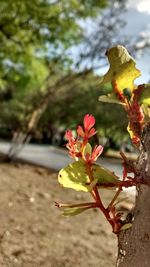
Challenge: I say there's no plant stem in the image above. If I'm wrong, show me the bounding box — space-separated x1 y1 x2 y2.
107 186 123 211
55 202 98 209
96 179 136 188
86 163 114 229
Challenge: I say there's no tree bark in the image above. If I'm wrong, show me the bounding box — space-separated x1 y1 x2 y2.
117 121 150 267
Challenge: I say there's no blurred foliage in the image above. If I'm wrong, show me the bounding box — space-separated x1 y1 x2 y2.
38 72 128 141
0 0 107 86
0 0 107 131
0 0 143 147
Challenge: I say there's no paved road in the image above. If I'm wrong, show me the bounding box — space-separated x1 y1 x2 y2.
0 141 135 195
0 142 73 170
0 141 123 174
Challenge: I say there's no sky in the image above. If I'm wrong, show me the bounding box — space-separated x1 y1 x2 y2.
70 0 150 84
97 0 150 84
128 0 150 13
123 0 150 83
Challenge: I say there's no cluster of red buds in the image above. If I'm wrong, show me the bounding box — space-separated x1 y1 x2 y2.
65 114 103 164
56 114 140 234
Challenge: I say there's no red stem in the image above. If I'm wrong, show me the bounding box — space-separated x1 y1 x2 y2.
107 187 122 210
96 179 136 188
86 163 114 229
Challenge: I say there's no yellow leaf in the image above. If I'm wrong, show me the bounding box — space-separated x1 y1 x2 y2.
58 161 121 192
99 94 125 105
58 161 91 192
120 223 132 231
140 84 150 105
100 45 141 92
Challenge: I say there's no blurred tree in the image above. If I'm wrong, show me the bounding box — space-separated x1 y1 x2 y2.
0 0 107 87
0 0 108 159
34 72 128 147
0 0 148 160
77 0 150 69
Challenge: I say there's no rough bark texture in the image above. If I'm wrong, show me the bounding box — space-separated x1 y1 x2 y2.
117 121 150 267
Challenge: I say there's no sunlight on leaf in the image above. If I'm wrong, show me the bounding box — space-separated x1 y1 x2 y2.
139 84 150 105
99 93 124 105
58 161 91 192
142 105 150 118
100 45 141 92
127 123 136 143
58 161 121 192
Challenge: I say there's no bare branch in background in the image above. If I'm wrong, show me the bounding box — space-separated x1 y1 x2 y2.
76 0 150 70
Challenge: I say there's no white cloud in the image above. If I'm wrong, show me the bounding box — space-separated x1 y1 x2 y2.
137 0 150 13
128 0 150 14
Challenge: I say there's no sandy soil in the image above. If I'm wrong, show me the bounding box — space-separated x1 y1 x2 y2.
0 162 134 267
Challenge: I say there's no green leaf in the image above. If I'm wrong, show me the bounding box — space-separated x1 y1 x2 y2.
142 105 150 118
120 223 132 231
100 45 141 92
139 84 150 105
58 161 121 192
83 142 92 157
92 165 121 188
99 93 124 105
62 206 89 216
58 161 91 192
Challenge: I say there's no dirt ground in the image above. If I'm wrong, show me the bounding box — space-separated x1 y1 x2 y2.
0 162 135 267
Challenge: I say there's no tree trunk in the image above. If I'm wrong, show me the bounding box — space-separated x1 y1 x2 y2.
6 70 91 161
6 131 31 161
117 121 150 267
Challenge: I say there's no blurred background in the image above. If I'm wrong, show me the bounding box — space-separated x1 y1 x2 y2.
0 0 149 158
0 1 149 266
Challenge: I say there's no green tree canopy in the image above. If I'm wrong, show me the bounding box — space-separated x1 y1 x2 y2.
0 0 107 87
